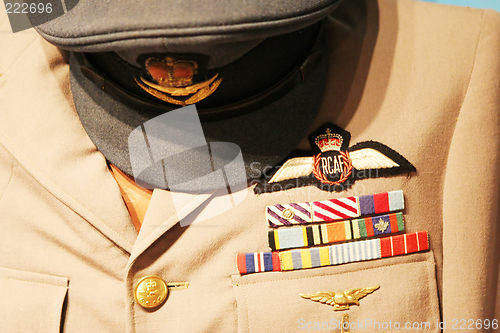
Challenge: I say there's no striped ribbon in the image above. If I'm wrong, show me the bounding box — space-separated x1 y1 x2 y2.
237 231 429 274
267 190 404 227
268 212 404 251
237 252 281 274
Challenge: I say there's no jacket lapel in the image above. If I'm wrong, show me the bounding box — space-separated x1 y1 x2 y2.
0 37 137 253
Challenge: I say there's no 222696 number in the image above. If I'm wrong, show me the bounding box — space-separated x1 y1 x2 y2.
451 319 498 330
5 2 53 14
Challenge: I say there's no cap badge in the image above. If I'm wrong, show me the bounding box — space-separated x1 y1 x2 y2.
300 286 380 311
135 57 222 106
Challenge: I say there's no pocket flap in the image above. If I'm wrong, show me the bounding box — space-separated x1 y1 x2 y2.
0 267 68 333
232 252 440 332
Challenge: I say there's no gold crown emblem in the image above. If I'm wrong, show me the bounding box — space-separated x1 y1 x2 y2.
315 129 343 152
145 57 198 88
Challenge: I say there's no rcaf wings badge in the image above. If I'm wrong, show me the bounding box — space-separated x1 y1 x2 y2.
254 123 416 193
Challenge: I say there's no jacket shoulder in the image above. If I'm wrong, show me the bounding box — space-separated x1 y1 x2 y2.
0 8 39 73
395 0 497 46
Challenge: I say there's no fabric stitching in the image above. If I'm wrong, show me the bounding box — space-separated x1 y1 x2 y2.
6 276 67 332
425 262 440 328
6 277 68 329
6 277 68 288
241 283 251 333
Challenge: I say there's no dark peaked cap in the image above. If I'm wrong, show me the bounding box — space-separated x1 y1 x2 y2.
29 0 343 192
32 0 340 66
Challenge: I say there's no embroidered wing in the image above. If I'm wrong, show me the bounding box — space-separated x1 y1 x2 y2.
350 148 399 170
269 156 314 183
348 141 416 177
344 286 380 302
300 292 337 305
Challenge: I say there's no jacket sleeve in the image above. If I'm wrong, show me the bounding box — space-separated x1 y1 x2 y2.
442 8 500 325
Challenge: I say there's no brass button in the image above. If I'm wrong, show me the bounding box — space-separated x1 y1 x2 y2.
134 275 168 309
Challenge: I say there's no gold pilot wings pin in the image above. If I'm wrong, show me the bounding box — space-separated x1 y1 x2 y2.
300 285 380 311
254 123 416 194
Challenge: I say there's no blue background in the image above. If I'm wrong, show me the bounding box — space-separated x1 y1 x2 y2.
419 0 500 12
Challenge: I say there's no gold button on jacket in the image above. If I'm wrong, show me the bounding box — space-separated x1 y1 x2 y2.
134 276 168 309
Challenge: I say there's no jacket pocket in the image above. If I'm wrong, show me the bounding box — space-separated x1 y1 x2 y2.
0 267 68 333
232 251 439 333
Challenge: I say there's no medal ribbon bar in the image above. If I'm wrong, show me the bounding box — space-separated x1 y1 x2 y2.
268 212 405 251
267 190 404 228
237 231 429 274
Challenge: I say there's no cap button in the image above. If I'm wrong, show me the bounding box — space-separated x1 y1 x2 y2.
134 275 168 309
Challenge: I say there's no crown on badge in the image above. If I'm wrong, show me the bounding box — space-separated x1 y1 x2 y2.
315 129 343 152
145 57 198 88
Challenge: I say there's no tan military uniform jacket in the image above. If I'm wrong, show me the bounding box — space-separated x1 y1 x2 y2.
0 0 499 332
